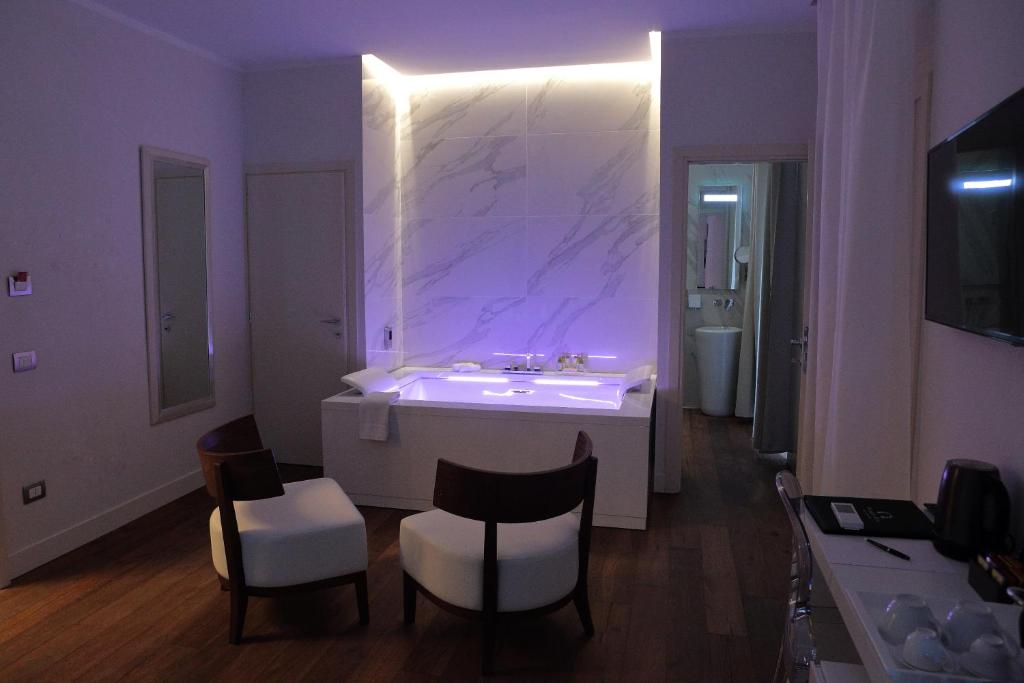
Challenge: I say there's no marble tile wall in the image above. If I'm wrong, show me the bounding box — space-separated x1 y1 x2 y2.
362 67 403 369
683 163 754 407
396 74 660 372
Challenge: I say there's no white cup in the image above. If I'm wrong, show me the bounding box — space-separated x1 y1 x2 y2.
901 627 953 672
942 600 1001 653
963 633 1020 680
880 594 937 645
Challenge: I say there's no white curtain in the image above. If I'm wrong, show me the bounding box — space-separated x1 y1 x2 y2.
735 163 771 418
803 0 925 497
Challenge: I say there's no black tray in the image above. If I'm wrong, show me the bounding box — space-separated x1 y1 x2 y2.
804 495 934 539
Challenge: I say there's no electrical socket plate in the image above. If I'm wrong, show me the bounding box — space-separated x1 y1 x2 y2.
12 351 37 373
22 480 46 505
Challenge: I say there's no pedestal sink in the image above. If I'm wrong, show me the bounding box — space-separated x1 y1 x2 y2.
695 326 742 416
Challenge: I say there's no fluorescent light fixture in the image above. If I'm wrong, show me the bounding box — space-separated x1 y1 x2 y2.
962 178 1013 189
588 354 618 359
703 193 738 203
534 378 601 387
445 376 509 384
649 30 661 109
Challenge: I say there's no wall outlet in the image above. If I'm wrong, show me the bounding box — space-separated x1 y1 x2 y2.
22 480 46 505
12 351 37 373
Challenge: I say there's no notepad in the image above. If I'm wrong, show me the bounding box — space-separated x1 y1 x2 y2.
804 495 934 539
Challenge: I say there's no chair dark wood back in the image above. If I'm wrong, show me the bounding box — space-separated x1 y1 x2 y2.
196 415 284 502
432 431 596 524
431 431 598 627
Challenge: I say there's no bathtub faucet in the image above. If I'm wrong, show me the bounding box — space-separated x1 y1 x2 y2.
503 352 543 374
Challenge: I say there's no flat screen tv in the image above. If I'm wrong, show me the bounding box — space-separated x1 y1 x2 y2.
926 85 1023 346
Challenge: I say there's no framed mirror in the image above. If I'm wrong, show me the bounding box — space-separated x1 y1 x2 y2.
140 146 214 424
687 164 754 292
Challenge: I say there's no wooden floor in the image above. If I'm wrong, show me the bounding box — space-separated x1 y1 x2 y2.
0 412 790 682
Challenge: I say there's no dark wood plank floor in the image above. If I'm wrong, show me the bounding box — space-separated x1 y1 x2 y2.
0 412 790 682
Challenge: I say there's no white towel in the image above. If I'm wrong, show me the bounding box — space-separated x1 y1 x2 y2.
342 367 399 394
618 364 654 400
359 390 399 441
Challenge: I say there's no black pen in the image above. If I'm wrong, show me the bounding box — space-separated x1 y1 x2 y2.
866 538 911 561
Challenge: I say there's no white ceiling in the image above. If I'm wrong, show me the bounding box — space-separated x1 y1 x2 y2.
81 0 815 73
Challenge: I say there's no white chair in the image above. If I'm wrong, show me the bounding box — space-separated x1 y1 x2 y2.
400 431 598 675
197 415 368 643
774 470 817 683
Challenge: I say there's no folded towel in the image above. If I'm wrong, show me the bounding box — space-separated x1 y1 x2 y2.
359 390 400 441
342 367 399 395
452 361 482 373
618 364 654 400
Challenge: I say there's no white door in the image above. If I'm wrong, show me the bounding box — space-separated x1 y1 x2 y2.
246 170 349 466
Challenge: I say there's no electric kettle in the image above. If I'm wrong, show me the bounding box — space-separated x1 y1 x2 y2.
932 459 1012 560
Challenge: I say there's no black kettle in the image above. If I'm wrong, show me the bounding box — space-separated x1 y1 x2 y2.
932 459 1012 560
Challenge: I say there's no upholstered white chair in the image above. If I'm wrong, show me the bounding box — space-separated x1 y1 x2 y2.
197 415 368 643
400 431 598 675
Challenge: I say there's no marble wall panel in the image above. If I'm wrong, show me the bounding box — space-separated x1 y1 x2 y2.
527 130 659 217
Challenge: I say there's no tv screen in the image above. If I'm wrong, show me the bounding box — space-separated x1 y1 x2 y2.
926 85 1024 346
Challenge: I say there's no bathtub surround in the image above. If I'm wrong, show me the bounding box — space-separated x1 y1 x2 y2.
323 367 654 529
361 56 661 375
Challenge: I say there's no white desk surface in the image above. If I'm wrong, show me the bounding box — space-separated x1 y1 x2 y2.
801 509 977 682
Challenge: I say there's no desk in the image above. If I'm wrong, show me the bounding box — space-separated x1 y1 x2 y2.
802 509 977 682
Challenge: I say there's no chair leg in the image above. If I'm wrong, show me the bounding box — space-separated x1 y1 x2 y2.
481 616 496 676
403 571 417 624
574 584 595 637
228 587 248 644
355 571 369 625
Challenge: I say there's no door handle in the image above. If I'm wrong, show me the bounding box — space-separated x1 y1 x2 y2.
320 318 342 325
161 312 175 321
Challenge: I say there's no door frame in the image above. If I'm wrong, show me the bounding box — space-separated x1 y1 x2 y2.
243 161 365 386
655 144 808 493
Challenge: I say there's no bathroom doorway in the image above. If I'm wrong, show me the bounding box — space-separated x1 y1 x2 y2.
656 146 809 481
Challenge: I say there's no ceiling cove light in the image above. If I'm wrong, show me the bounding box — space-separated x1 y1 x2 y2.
962 178 1013 189
703 193 739 203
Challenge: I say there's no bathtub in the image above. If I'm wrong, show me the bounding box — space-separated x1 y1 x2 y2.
322 367 654 529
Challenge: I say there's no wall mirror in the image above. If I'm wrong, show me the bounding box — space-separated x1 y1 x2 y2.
140 146 214 424
687 164 753 291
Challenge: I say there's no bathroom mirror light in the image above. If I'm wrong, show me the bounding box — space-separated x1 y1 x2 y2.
962 178 1013 189
703 193 739 203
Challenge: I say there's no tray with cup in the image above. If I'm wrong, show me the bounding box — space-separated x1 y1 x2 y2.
852 591 1024 681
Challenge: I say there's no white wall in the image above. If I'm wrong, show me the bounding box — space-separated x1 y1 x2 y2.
242 59 362 166
914 1 1024 527
0 0 249 577
655 30 816 490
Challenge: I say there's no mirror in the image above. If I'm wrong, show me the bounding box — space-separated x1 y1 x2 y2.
687 164 753 291
140 146 214 423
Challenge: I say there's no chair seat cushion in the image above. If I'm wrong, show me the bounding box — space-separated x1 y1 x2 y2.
400 509 579 612
210 478 367 588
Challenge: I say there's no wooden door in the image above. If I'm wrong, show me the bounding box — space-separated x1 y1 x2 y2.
246 169 349 466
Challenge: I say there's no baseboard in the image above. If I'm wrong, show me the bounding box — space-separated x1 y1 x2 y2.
7 468 205 579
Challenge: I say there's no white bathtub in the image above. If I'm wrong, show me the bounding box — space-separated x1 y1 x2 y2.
322 367 654 529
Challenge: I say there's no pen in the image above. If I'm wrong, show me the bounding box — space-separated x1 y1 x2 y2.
866 538 911 561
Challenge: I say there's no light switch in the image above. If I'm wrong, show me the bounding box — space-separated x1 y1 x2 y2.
688 294 703 309
12 351 37 373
